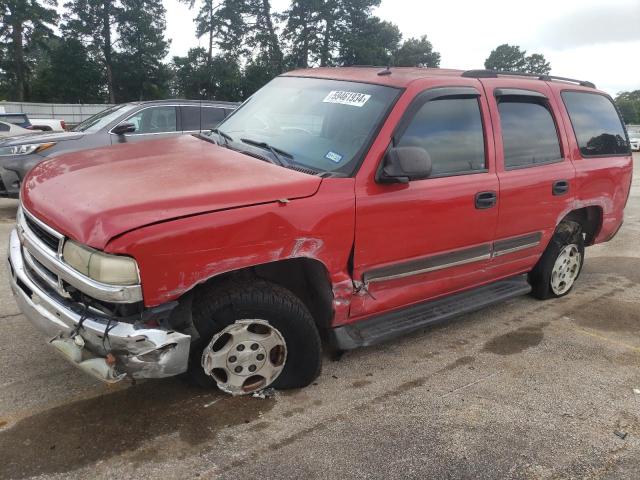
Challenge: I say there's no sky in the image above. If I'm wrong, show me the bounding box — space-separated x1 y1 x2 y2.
164 0 640 96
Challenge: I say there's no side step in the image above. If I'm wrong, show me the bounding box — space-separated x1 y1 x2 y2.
330 275 531 350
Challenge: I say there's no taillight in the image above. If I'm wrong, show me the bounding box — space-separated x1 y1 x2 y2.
61 120 66 130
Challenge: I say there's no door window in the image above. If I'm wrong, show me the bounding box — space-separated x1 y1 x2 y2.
561 91 629 157
123 106 177 134
201 107 226 130
498 98 562 168
397 97 486 177
181 106 201 131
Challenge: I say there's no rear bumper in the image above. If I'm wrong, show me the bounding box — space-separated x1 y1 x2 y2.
8 229 190 382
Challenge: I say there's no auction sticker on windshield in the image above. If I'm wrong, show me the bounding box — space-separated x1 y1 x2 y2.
323 91 371 107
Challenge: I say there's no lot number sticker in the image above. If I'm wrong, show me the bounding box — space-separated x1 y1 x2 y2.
325 151 343 163
323 91 371 107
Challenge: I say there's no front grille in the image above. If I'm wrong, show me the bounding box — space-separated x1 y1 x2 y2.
24 214 59 251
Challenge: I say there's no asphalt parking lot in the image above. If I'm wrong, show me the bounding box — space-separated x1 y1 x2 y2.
0 154 638 479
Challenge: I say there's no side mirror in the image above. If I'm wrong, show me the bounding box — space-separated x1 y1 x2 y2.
377 146 432 184
112 122 136 135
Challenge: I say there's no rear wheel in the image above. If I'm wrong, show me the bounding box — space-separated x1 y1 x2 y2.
529 221 584 299
188 280 322 395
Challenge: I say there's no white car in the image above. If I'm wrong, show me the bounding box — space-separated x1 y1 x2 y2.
0 121 37 138
29 118 66 132
628 129 640 151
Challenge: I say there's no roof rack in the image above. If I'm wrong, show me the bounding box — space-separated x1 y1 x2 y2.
461 69 596 89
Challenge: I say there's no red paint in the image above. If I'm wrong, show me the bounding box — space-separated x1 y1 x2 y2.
22 135 321 249
22 68 633 325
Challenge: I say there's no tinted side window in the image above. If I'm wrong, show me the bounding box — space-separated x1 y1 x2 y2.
181 106 201 131
0 122 9 132
125 106 177 134
397 97 486 177
0 115 27 125
202 107 226 130
562 92 629 156
498 98 561 168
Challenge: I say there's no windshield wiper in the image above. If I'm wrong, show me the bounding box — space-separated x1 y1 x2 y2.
211 128 234 147
240 138 292 167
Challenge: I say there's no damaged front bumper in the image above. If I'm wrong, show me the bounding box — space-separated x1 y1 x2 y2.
8 229 190 382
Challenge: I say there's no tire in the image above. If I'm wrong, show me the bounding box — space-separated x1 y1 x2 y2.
187 279 322 393
529 221 585 300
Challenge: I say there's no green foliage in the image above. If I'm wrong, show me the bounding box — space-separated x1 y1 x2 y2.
339 17 400 66
114 0 170 101
171 47 242 101
484 44 551 75
63 0 122 102
523 53 551 75
1 0 448 103
0 0 59 101
30 37 105 102
394 35 440 67
615 91 640 124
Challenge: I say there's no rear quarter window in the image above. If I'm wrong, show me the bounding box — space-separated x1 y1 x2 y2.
561 91 630 157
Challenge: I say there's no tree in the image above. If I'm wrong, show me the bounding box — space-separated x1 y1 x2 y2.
245 0 283 73
114 0 170 101
339 16 400 66
484 44 527 72
171 47 242 101
615 91 640 124
394 35 440 67
0 0 58 101
63 0 121 103
484 44 551 75
30 37 105 102
523 53 551 75
281 0 323 68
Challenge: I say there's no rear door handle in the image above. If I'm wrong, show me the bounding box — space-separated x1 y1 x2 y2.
475 191 497 209
552 180 569 196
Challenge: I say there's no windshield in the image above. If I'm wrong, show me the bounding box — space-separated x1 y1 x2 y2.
73 104 138 133
217 76 399 175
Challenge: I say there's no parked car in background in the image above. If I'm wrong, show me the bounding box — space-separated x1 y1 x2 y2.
0 112 61 132
0 99 238 198
0 113 32 129
29 118 66 132
8 67 632 393
0 121 37 138
627 127 640 151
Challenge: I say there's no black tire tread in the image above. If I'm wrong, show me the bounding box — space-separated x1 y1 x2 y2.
188 278 322 390
529 221 584 300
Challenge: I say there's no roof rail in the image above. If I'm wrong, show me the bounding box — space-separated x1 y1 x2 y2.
461 69 596 89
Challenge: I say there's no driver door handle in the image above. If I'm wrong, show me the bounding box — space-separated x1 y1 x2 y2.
475 191 497 209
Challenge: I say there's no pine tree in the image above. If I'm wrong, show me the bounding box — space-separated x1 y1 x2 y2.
63 0 121 103
115 0 170 101
0 0 58 101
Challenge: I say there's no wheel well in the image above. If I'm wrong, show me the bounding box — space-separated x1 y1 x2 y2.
196 258 335 330
562 206 602 245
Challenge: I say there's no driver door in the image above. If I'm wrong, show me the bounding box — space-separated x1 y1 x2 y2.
111 105 182 144
351 87 500 318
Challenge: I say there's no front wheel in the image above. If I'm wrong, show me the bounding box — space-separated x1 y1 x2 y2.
188 280 322 395
529 221 585 299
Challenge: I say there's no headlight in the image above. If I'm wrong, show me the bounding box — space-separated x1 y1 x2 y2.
0 142 56 156
62 240 140 285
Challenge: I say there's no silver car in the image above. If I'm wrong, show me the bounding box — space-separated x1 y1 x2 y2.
0 99 238 198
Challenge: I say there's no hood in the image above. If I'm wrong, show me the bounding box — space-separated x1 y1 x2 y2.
0 131 85 146
22 135 322 249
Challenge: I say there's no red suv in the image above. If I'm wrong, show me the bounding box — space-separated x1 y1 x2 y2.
9 67 633 395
